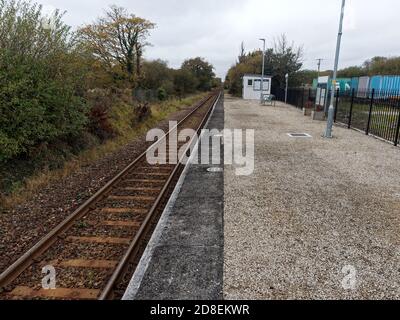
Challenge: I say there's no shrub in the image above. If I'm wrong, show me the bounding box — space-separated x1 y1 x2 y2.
86 90 115 141
181 57 215 91
0 1 88 162
173 69 198 97
157 87 168 101
134 103 152 123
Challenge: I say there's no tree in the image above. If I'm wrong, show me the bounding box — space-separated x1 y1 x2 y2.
225 35 303 96
270 34 303 89
181 57 215 91
0 0 87 162
337 66 365 78
295 70 319 86
79 6 155 83
238 41 246 63
364 56 400 76
212 77 222 88
331 56 400 79
225 50 264 95
173 69 198 97
141 59 173 91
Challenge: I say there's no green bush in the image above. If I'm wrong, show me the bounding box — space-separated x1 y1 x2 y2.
181 57 215 91
0 0 88 162
157 87 168 101
86 90 115 141
173 69 198 96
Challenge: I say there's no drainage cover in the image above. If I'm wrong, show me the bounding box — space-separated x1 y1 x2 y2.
207 167 224 173
287 133 312 138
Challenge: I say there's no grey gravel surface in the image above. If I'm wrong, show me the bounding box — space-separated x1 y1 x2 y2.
223 96 400 300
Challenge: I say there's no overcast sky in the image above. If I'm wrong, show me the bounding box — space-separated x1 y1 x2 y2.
39 0 400 78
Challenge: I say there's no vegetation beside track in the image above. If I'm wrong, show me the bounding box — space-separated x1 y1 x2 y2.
0 92 207 210
0 0 219 207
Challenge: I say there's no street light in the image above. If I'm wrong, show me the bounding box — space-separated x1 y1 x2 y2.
285 73 289 104
316 58 324 79
259 38 266 104
325 0 346 138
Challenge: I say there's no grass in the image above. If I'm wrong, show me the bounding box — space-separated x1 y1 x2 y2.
0 93 207 211
336 100 400 142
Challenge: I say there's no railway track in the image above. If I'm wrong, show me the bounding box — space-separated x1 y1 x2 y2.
0 91 221 300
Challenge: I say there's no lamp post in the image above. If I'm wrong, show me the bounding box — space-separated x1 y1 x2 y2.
260 38 266 104
324 0 346 138
316 58 324 79
285 73 289 104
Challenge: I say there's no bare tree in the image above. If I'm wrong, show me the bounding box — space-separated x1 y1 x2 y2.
238 41 246 63
272 34 304 88
79 6 155 82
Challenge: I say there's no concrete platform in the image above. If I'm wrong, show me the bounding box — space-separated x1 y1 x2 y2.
123 95 224 300
224 96 400 300
124 94 400 300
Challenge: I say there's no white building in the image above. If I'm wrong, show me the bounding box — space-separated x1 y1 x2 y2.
242 74 272 100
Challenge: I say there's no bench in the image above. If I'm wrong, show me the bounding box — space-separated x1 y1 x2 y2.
262 94 276 106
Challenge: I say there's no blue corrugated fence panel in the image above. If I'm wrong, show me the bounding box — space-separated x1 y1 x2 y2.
382 76 389 92
370 76 383 92
375 76 400 96
351 77 359 91
383 75 400 91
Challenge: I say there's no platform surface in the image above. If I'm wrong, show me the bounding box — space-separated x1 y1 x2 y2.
223 96 400 300
123 95 224 300
125 95 400 300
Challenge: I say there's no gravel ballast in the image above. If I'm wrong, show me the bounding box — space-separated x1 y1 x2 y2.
223 96 400 300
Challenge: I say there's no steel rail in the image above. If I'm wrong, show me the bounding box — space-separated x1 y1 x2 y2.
0 92 218 291
99 91 221 300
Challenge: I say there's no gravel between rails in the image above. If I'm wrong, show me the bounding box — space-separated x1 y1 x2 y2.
223 96 400 300
0 101 204 274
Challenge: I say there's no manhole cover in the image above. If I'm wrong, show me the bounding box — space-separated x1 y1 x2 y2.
207 167 224 173
287 133 312 138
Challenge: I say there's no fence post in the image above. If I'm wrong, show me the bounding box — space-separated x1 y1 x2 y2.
395 108 400 147
366 89 375 135
348 88 355 129
334 89 339 122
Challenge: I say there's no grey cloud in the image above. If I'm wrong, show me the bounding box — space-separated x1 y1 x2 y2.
39 0 400 78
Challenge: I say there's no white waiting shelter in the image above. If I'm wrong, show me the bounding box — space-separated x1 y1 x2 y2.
242 74 272 100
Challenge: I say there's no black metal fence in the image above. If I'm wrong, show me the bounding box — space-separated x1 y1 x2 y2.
275 88 317 110
276 87 400 146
